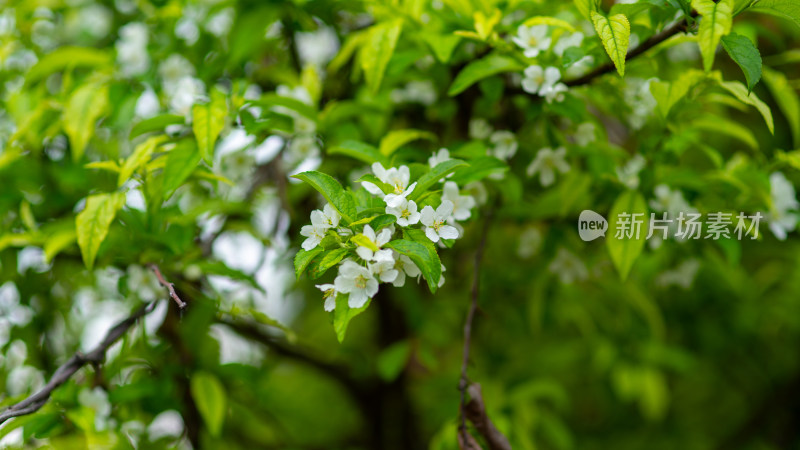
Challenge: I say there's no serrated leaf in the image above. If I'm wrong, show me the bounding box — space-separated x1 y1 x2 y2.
523 16 577 32
448 53 525 96
385 238 441 292
333 294 371 342
719 80 774 133
591 12 631 77
161 140 202 199
606 190 648 280
370 214 397 230
292 171 357 223
762 67 800 147
295 247 324 279
750 0 800 29
721 32 762 92
692 0 734 72
63 82 109 162
192 90 228 164
118 135 167 187
328 140 388 165
190 372 226 437
360 19 403 93
317 248 350 275
129 114 185 139
75 192 126 270
408 159 469 202
379 129 436 156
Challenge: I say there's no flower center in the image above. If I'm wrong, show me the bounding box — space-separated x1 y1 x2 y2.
323 288 335 299
433 219 443 231
528 37 538 47
401 209 411 218
394 183 404 194
355 275 368 289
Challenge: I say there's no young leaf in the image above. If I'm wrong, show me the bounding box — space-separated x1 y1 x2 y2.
750 0 800 29
762 67 800 147
448 53 525 96
591 12 631 77
407 159 469 202
360 19 403 94
295 247 324 278
129 114 185 139
328 140 388 165
721 32 762 92
118 135 167 187
291 171 357 223
719 80 774 133
574 0 599 21
333 294 371 342
192 90 228 164
385 238 442 292
190 372 227 437
422 33 461 63
379 129 436 156
523 16 577 32
63 82 109 162
606 190 648 280
692 0 734 72
161 140 202 198
26 47 111 83
474 9 501 40
355 174 392 194
75 192 126 270
247 94 317 121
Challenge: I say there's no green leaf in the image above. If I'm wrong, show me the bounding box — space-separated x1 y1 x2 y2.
385 238 441 292
719 80 774 133
377 340 411 382
352 233 380 251
190 371 227 437
360 19 403 93
75 192 126 270
328 140 388 165
292 171 358 223
408 159 469 202
192 90 228 164
26 47 111 83
44 227 76 263
449 156 507 184
247 94 317 120
295 247 324 279
379 129 436 156
721 32 762 92
370 214 397 230
161 140 202 198
762 67 800 147
422 33 461 63
118 135 167 187
523 16 577 31
333 294 371 342
750 0 800 29
689 117 760 151
130 114 185 139
317 248 350 275
591 12 631 77
574 0 600 21
63 82 109 162
606 190 648 280
692 0 734 72
356 174 392 194
448 53 525 96
649 69 706 117
84 161 120 173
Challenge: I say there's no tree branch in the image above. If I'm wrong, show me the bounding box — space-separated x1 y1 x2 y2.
150 264 187 309
0 301 157 425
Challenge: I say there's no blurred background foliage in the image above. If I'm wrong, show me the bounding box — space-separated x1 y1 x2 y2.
0 0 800 449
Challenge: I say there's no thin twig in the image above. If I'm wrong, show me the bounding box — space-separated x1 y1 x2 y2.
0 301 156 424
149 264 187 309
458 207 494 444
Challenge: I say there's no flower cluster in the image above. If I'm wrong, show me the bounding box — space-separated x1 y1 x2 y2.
300 162 477 311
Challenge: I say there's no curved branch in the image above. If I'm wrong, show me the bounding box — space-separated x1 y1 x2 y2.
0 301 157 425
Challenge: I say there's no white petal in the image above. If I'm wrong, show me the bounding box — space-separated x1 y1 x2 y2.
324 296 336 312
362 224 376 242
425 227 440 243
438 225 460 240
437 200 454 218
348 290 368 308
356 247 373 261
362 181 384 196
380 269 399 283
420 206 435 226
301 236 320 250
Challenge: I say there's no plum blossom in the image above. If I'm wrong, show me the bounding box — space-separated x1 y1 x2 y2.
526 147 570 187
765 172 799 240
334 260 379 308
442 181 476 221
316 283 338 312
420 200 460 243
512 25 551 58
355 224 393 262
386 198 421 227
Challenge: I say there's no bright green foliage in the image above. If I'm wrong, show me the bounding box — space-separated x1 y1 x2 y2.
360 19 403 94
448 53 525 96
63 82 109 162
606 190 648 280
591 12 631 77
291 171 357 223
192 90 228 164
693 0 734 72
190 372 227 437
751 0 800 28
722 32 762 92
75 192 126 269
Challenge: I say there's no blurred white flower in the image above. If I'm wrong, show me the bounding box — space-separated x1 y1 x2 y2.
79 387 112 430
135 89 160 118
296 25 340 67
442 181 476 221
213 231 265 273
554 32 584 57
548 248 588 284
766 172 799 240
390 80 437 105
147 410 185 441
386 198 421 227
0 282 33 327
205 7 235 37
517 227 542 259
526 147 570 187
170 76 206 117
656 259 700 290
428 148 451 168
126 265 161 302
489 130 518 160
392 254 421 287
574 122 596 147
7 365 44 396
116 22 150 77
421 200 459 243
615 155 646 189
159 54 195 91
469 119 493 140
512 25 551 58
316 283 338 311
334 260 379 308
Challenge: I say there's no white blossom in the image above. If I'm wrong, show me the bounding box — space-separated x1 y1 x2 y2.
369 163 417 208
469 118 493 140
526 147 570 187
386 198 421 227
334 260 379 308
512 25 551 58
116 22 150 77
574 122 596 147
428 148 451 168
392 254 421 287
549 248 588 284
766 172 799 240
316 283 338 312
615 155 646 189
369 259 399 283
170 76 206 117
295 25 340 67
489 130 518 160
355 224 393 261
420 200 459 243
300 223 326 251
442 181 475 221
553 31 584 57
311 204 341 229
